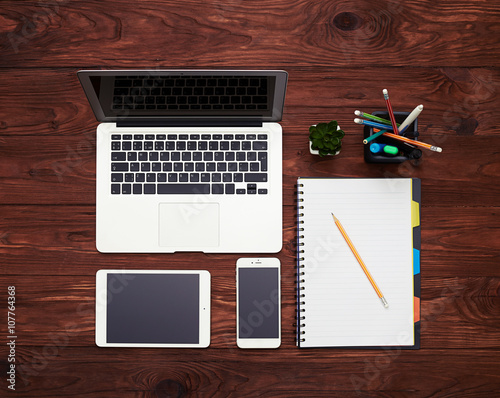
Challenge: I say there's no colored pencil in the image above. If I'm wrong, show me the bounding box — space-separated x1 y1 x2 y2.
354 118 394 131
354 110 400 127
382 89 399 135
382 131 442 152
331 214 388 308
363 129 387 144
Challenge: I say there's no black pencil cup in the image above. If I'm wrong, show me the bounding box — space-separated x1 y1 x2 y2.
363 111 420 164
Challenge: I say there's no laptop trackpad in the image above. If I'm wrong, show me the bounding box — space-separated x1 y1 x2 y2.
159 203 220 248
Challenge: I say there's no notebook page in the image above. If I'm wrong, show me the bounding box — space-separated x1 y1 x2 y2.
299 178 415 347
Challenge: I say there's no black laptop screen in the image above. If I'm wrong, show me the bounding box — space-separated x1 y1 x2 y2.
84 72 285 121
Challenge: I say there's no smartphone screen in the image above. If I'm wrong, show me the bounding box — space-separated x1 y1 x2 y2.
238 267 280 339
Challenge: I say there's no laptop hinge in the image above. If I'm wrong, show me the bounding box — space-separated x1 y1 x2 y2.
116 120 263 128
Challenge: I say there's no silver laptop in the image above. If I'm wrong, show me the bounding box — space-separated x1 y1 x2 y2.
78 70 288 253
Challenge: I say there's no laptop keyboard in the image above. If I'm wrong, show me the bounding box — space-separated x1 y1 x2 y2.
110 133 269 195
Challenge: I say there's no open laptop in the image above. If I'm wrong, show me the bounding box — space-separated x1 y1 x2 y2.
78 70 288 253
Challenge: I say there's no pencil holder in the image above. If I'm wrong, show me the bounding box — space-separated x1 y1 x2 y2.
363 111 421 164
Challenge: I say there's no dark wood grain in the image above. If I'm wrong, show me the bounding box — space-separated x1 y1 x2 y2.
1 1 500 68
1 0 500 396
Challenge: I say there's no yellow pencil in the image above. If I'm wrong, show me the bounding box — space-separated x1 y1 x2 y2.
331 214 389 308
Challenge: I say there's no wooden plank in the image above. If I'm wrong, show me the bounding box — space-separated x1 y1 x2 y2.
6 348 500 396
1 132 500 206
0 206 499 275
0 272 499 349
0 67 499 137
1 1 500 68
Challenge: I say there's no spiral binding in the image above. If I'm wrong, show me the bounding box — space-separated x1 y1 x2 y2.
295 183 306 343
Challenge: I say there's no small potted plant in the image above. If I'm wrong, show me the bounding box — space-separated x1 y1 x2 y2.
309 121 345 156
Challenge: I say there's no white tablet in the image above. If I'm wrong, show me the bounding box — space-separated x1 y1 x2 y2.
95 270 210 348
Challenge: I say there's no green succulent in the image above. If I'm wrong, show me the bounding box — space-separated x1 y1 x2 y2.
309 121 345 156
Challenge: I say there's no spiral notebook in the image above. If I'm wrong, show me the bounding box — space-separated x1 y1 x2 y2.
296 178 421 348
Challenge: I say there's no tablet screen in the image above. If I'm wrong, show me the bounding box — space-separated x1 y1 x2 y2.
106 273 200 344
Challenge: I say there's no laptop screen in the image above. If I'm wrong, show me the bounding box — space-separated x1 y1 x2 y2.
78 70 288 123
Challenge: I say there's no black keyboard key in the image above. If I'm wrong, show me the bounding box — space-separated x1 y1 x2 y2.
128 152 137 161
133 142 142 151
190 173 199 182
209 141 218 150
130 162 140 172
234 173 243 182
111 173 123 182
157 183 211 194
157 173 167 182
245 173 267 182
206 163 216 172
258 152 268 171
133 184 142 194
242 141 252 150
253 141 268 150
152 162 162 171
163 162 173 172
135 173 145 182
217 163 227 172
225 184 235 194
174 162 183 172
146 173 156 182
111 163 128 172
139 152 148 161
201 173 210 182
122 142 132 151
111 142 121 150
141 163 150 172
258 189 268 194
112 152 126 161
250 162 260 171
111 134 121 140
212 184 224 194
236 188 245 194
231 141 240 151
125 173 134 182
122 184 131 194
179 173 189 182
166 141 175 150
239 162 249 172
177 141 186 150
168 173 178 182
160 152 169 161
111 184 120 194
144 184 156 194
149 152 159 161
155 142 164 150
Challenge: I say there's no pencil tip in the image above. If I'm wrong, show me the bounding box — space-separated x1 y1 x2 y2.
382 88 388 94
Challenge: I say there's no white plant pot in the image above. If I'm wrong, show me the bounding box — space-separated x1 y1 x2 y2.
309 123 342 156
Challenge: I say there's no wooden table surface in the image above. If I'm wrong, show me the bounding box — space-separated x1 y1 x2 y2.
1 1 499 397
